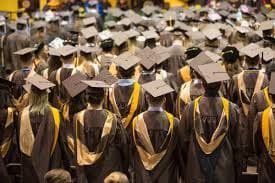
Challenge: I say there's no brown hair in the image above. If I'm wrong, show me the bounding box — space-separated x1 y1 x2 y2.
44 169 71 183
104 172 129 183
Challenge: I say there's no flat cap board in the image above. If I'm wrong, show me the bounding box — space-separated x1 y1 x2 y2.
142 6 156 16
259 20 274 31
83 17 96 26
124 29 140 38
48 48 60 56
105 20 116 28
14 48 36 55
198 62 230 84
81 26 98 39
189 52 215 75
98 30 113 41
25 73 55 91
203 28 222 40
112 32 128 46
62 72 88 98
269 72 275 95
58 45 77 57
142 80 174 97
137 47 157 70
113 51 140 70
164 11 177 21
119 18 132 26
92 68 118 85
262 47 275 61
240 43 262 58
142 31 159 40
205 51 221 62
31 21 46 30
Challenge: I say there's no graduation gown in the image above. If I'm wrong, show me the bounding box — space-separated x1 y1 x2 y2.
130 110 183 183
73 109 129 183
230 70 269 154
176 80 205 119
6 31 31 70
18 106 63 183
108 82 145 130
254 109 275 183
179 96 244 183
0 108 17 183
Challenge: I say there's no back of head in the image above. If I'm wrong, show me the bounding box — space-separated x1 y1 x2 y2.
266 61 275 80
104 171 129 183
44 169 71 183
222 46 239 64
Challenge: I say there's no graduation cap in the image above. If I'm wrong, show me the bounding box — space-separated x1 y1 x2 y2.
14 47 36 56
198 62 230 84
240 43 262 59
164 11 177 23
262 47 275 63
24 73 55 93
83 17 96 27
142 6 155 17
186 31 205 42
218 10 230 18
269 72 275 95
78 45 94 55
119 18 132 27
108 8 123 18
124 29 140 39
222 46 239 64
266 10 275 20
142 30 159 40
48 48 60 57
169 45 186 57
126 11 143 25
112 32 128 47
31 21 46 31
152 46 171 65
91 68 118 85
81 26 98 39
188 52 215 76
81 80 111 89
58 45 77 57
113 51 140 70
105 20 116 28
235 26 250 34
259 20 274 31
17 18 28 26
137 47 157 70
142 80 174 98
203 28 222 41
98 30 113 41
62 72 88 98
204 51 221 62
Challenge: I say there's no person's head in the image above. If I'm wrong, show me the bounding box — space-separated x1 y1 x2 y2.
0 78 15 109
222 46 239 64
202 80 221 96
104 171 129 183
14 48 35 67
44 169 72 183
85 87 105 107
59 45 77 64
29 85 49 115
160 32 173 47
116 67 135 79
245 55 260 67
185 47 202 60
101 39 114 53
266 61 275 80
145 93 166 107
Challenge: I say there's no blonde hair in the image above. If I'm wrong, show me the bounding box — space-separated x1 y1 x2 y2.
29 89 49 115
104 172 129 183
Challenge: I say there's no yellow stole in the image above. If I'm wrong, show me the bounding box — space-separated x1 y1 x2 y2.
180 66 192 83
262 107 275 163
237 70 265 116
75 110 114 166
263 87 273 107
0 108 14 157
132 111 174 171
109 82 141 128
194 96 229 154
19 106 60 156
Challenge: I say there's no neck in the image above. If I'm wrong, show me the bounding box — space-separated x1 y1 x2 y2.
87 103 103 110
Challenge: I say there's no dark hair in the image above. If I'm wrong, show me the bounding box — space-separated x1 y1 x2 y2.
44 169 71 183
117 67 135 79
246 55 260 66
222 46 239 64
266 61 275 80
16 23 26 30
86 88 105 105
145 93 165 107
185 47 202 60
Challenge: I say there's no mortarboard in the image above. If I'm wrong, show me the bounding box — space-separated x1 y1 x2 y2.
105 20 116 28
198 62 230 84
186 31 205 41
31 21 46 30
188 52 215 75
259 20 274 32
17 18 28 25
91 68 118 85
142 80 174 97
203 28 222 41
152 46 171 65
205 51 221 62
98 30 113 41
113 51 140 70
14 47 36 56
262 47 275 63
240 43 262 58
169 45 186 57
58 45 77 57
164 11 177 22
24 73 55 92
142 30 159 40
142 6 155 17
81 80 111 88
81 26 98 39
125 11 143 25
137 47 156 70
83 16 96 27
266 10 275 20
235 26 250 34
119 18 132 27
269 72 275 95
112 32 128 46
48 48 60 57
62 72 88 98
108 8 123 18
124 29 140 39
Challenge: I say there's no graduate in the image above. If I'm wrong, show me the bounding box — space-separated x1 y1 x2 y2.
253 72 275 183
109 51 145 129
18 73 63 183
179 62 243 183
9 47 36 100
73 72 129 183
130 80 183 183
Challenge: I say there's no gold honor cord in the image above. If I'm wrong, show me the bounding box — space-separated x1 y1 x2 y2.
180 66 192 83
263 87 273 107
